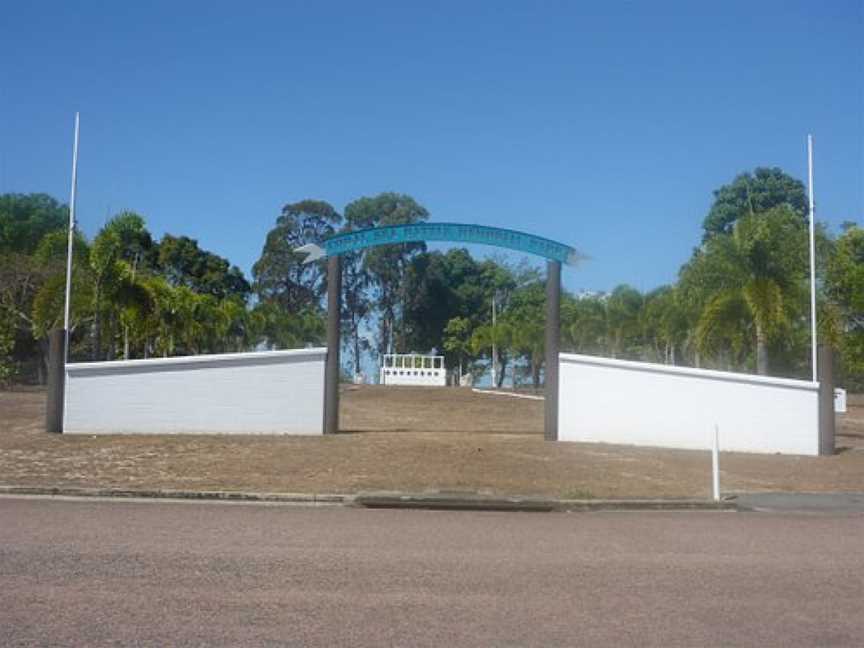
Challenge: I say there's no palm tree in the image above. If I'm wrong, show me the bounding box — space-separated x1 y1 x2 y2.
642 286 690 364
563 295 606 355
443 316 473 384
691 208 808 375
604 285 643 359
114 261 155 359
470 321 512 388
214 298 250 353
89 212 154 359
509 315 545 388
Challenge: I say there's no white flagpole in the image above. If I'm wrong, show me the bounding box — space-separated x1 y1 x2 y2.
62 112 80 360
807 135 817 382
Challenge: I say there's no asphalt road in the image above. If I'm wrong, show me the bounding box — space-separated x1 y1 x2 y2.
1 498 862 647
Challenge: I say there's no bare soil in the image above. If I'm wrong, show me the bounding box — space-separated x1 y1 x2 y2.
1 386 862 498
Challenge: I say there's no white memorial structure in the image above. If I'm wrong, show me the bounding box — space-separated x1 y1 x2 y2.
379 353 446 386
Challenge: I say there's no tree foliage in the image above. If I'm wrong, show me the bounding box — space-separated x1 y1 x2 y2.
685 207 808 374
253 200 340 311
0 193 68 254
826 225 864 388
344 193 429 355
703 167 808 240
158 233 250 300
2 174 863 393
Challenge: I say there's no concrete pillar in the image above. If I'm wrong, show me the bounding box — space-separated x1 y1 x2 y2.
818 344 835 456
323 255 342 435
45 328 66 434
544 260 561 441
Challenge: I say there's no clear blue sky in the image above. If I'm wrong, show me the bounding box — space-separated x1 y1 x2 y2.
2 0 861 293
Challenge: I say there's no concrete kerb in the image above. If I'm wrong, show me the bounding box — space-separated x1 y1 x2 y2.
0 486 737 512
0 485 349 505
352 491 737 512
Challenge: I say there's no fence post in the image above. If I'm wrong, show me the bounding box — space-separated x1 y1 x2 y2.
323 255 341 435
544 260 561 441
817 344 835 456
45 328 66 434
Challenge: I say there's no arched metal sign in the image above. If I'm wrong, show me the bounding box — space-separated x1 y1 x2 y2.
302 221 577 441
296 223 581 266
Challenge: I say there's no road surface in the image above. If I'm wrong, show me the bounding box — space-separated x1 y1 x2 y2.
1 497 862 646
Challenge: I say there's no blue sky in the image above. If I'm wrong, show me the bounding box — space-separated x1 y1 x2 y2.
2 0 861 294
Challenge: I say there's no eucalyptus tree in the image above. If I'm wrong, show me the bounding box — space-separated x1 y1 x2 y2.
340 248 372 375
343 193 429 355
253 200 341 311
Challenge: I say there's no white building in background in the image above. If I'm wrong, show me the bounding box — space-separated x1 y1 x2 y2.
380 353 446 386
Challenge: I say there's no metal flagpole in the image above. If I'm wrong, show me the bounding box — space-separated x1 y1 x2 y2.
807 135 817 383
63 112 80 360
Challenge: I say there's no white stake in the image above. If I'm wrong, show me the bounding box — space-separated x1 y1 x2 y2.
712 425 721 502
62 112 80 360
807 135 818 383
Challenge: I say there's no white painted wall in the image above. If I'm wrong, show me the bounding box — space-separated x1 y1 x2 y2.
380 368 447 386
64 348 326 435
559 353 820 455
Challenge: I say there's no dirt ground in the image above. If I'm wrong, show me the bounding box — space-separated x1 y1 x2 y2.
1 386 862 499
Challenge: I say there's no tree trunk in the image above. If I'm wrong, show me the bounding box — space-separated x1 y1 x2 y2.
352 324 361 376
755 324 769 376
93 285 102 361
107 313 116 360
38 337 48 385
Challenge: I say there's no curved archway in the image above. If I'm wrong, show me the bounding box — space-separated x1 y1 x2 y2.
296 223 580 440
296 222 581 266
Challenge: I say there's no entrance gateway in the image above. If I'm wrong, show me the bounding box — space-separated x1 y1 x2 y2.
295 222 581 440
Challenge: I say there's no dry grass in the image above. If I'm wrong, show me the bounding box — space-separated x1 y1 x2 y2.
1 386 862 498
